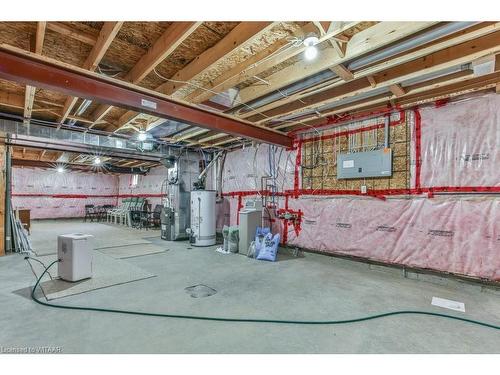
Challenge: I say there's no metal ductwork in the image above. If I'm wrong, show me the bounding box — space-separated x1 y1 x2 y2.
236 22 477 117
104 165 150 175
234 70 336 114
347 22 477 71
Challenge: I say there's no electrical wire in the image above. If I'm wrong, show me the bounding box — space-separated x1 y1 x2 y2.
30 259 500 330
97 65 122 78
252 144 262 197
25 257 54 280
152 68 321 139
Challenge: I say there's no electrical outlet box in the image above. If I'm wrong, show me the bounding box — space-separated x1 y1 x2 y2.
337 149 392 179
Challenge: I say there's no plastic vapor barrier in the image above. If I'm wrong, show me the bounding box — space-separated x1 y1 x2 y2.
420 93 500 188
118 166 166 207
286 196 500 281
222 145 296 193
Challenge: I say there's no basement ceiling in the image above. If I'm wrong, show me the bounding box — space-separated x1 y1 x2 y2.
0 21 499 150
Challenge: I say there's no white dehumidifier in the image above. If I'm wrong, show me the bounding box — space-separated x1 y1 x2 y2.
57 233 94 282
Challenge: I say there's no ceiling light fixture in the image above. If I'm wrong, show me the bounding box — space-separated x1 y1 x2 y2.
56 166 65 173
303 33 319 61
137 130 148 141
94 157 102 165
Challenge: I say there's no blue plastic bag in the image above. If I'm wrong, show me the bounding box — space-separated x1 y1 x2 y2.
254 227 271 258
256 232 280 262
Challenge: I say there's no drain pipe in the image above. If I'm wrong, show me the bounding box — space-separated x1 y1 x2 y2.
4 140 12 252
216 151 226 202
384 114 390 149
199 151 223 182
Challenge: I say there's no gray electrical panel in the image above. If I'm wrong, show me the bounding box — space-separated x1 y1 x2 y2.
337 149 392 179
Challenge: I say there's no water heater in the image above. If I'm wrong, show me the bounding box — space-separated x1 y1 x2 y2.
190 190 216 246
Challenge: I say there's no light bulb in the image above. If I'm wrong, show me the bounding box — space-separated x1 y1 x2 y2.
303 35 319 47
94 157 101 165
56 166 65 173
138 131 147 141
304 45 318 60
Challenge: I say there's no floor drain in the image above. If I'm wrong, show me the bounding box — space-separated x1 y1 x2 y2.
185 284 217 298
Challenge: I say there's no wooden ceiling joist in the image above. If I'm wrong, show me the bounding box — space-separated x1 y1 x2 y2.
184 39 290 105
2 21 500 151
46 22 97 45
367 75 377 88
88 22 202 129
24 21 46 125
112 22 275 132
158 22 274 97
186 21 362 106
0 91 25 109
212 69 494 145
238 22 500 121
273 69 492 132
235 22 438 109
0 45 293 147
389 83 407 97
246 30 500 124
128 22 202 84
34 22 47 54
59 21 124 125
23 85 36 123
330 63 354 81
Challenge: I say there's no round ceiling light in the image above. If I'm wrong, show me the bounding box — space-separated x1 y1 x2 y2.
304 45 318 60
303 34 319 47
303 33 319 61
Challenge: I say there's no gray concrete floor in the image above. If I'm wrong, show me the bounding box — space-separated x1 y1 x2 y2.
1 220 499 353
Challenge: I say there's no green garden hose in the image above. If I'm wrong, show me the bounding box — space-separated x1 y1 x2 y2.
31 259 500 330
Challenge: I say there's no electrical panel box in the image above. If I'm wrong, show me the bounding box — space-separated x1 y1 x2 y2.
337 149 392 179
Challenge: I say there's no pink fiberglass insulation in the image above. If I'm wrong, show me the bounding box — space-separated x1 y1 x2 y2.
420 93 500 188
285 197 500 281
117 166 166 207
218 97 500 281
12 167 118 219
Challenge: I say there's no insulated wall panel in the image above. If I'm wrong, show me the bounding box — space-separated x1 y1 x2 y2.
12 167 119 219
286 197 500 281
222 145 296 193
420 93 500 188
117 166 166 207
218 99 500 282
